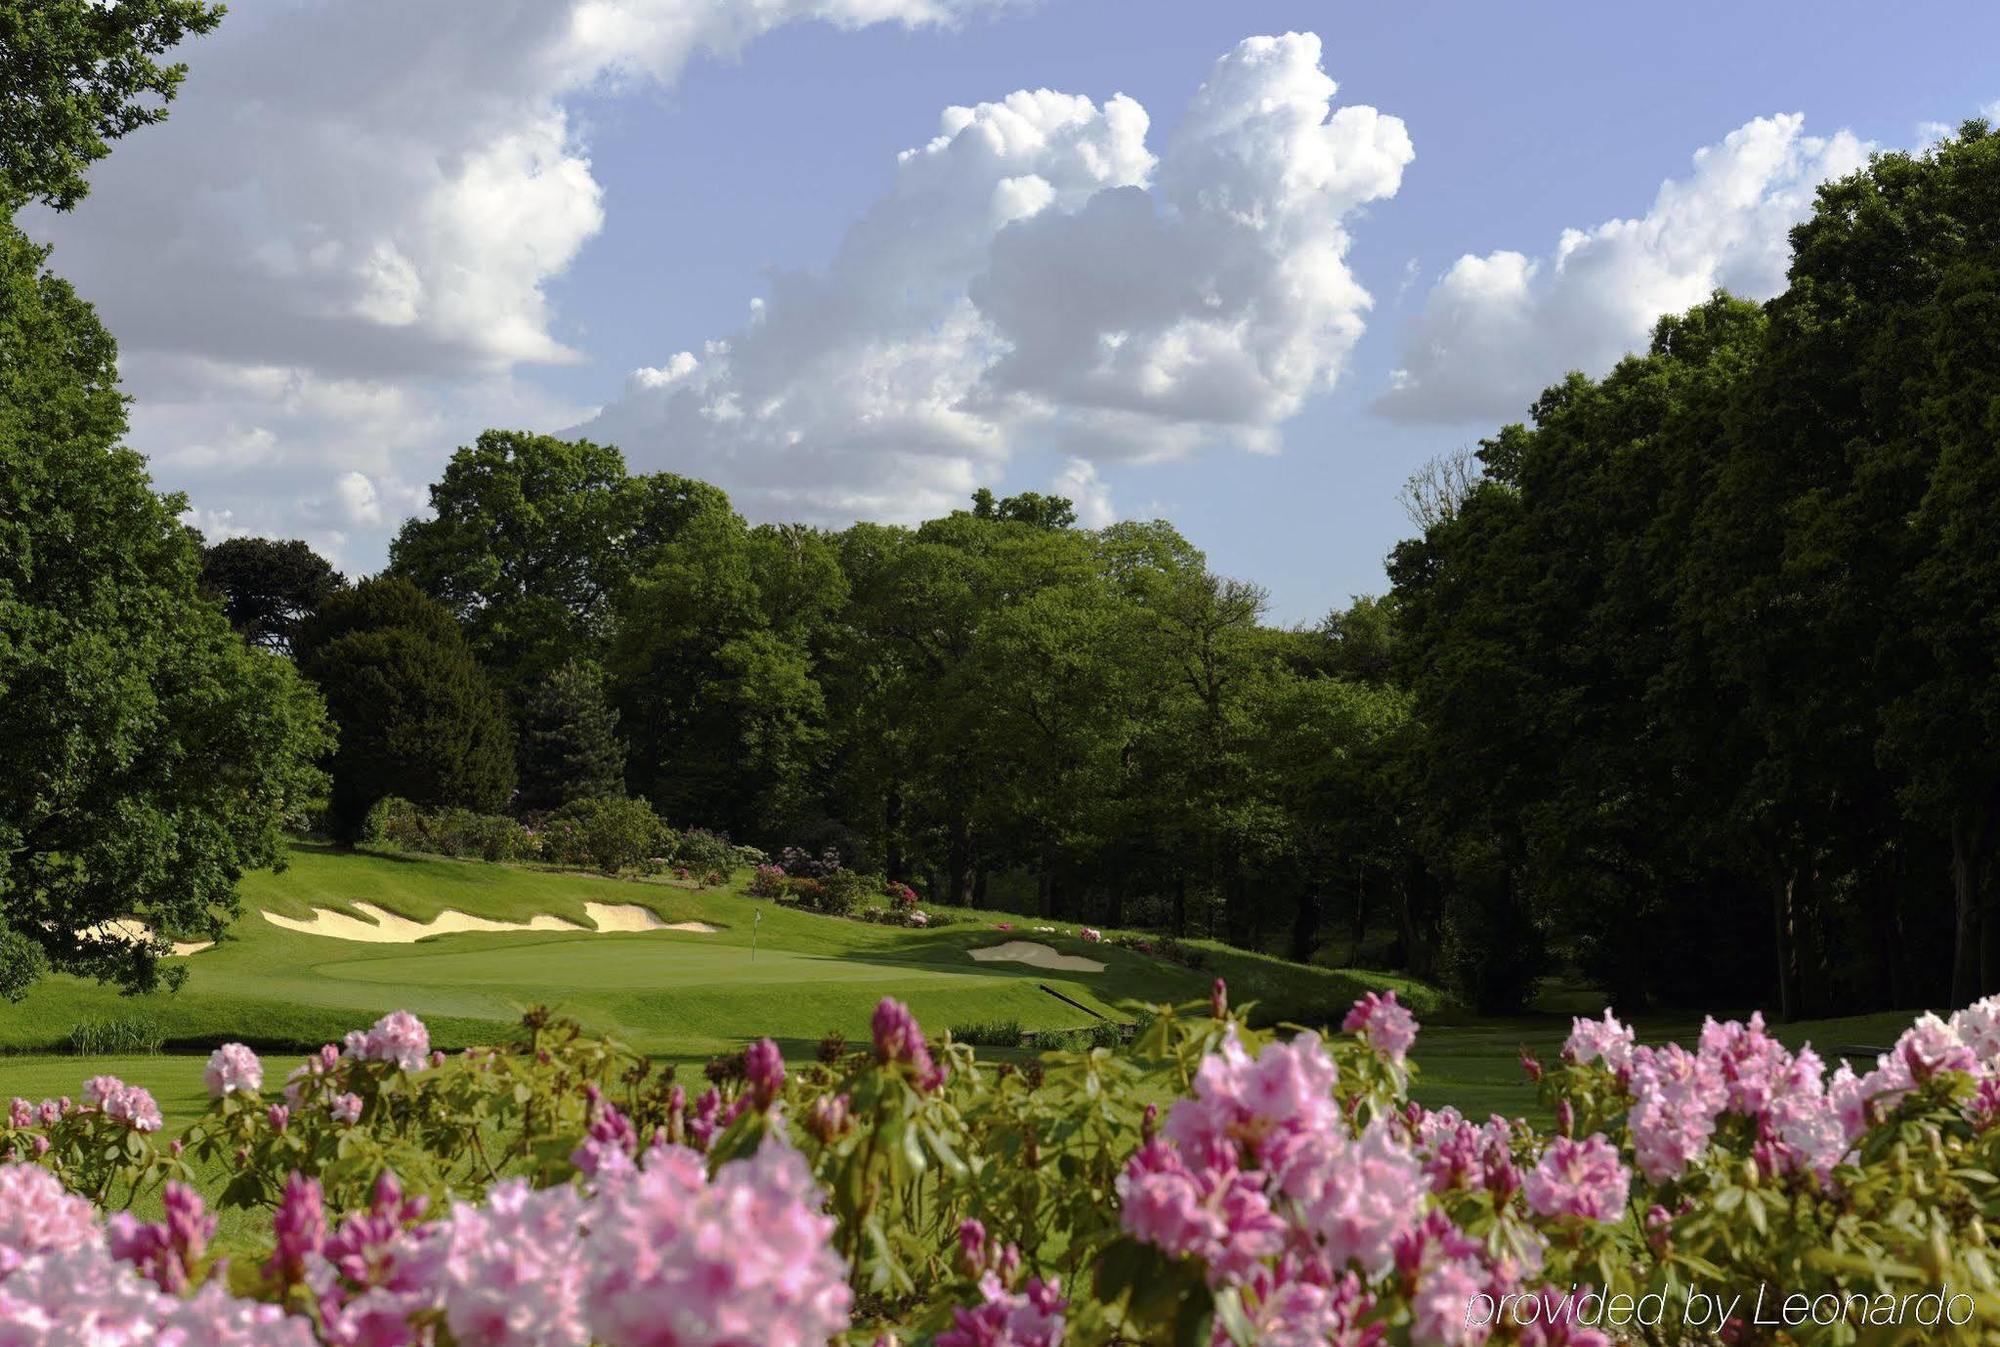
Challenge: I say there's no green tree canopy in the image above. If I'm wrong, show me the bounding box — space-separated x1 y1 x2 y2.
200 536 346 654
1 0 223 210
516 659 627 811
296 578 514 838
388 430 731 694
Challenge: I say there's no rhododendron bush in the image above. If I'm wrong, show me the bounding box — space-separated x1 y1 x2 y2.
8 994 2000 1343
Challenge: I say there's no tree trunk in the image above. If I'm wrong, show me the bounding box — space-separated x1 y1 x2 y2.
1953 813 1985 1008
1398 853 1436 980
948 819 974 908
1290 888 1324 965
973 868 989 907
1172 872 1188 938
1769 861 1800 1023
884 787 906 883
1349 865 1367 953
1107 867 1125 929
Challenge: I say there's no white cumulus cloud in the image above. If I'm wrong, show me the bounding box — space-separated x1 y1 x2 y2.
26 0 1005 570
1375 113 1870 425
582 31 1412 523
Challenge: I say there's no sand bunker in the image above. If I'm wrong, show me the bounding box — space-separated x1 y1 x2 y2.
262 901 717 943
80 918 214 958
583 902 717 934
968 940 1105 974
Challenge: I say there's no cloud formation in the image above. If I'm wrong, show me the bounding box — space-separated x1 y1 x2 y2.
1375 113 1870 425
580 32 1413 523
28 0 1006 567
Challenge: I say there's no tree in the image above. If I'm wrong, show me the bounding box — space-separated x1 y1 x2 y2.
1 0 332 997
388 431 730 695
516 660 626 811
200 536 346 654
609 511 841 841
296 579 514 838
970 488 1078 530
1 0 223 210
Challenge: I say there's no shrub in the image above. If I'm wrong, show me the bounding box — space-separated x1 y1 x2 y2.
1026 1022 1123 1052
64 1015 165 1055
19 997 2000 1344
365 798 535 862
811 868 870 917
883 880 919 911
747 864 786 898
541 795 673 874
777 844 843 878
948 1019 1023 1047
673 827 739 877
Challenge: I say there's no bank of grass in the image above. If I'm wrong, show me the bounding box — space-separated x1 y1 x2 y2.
0 843 1434 1065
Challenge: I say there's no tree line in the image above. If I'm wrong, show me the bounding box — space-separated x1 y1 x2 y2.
7 0 1999 1019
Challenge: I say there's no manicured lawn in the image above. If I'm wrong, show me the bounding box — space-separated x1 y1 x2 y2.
0 844 1432 1062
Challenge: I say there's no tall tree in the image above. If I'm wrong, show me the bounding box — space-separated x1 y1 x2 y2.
200 536 346 654
388 430 729 694
516 660 627 811
296 579 514 838
2 0 331 996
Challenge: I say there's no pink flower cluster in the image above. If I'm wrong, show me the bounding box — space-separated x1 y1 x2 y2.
81 1075 163 1132
1118 1002 1453 1341
1523 1135 1629 1222
258 1134 851 1347
1561 1001 2000 1190
1343 991 1419 1063
1412 1106 1518 1198
204 1042 264 1098
0 1163 315 1346
873 997 947 1092
343 1009 433 1072
937 1272 1067 1347
585 1137 852 1347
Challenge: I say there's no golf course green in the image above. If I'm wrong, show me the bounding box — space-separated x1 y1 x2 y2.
0 843 1435 1070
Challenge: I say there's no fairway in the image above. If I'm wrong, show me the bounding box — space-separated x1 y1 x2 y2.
0 844 1432 1064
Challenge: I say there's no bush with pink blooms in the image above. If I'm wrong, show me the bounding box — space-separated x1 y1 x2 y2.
11 991 2000 1342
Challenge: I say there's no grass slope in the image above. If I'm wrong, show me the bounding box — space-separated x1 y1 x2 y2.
0 844 1434 1071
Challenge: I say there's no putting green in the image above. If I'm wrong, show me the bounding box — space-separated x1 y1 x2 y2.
0 844 1440 1060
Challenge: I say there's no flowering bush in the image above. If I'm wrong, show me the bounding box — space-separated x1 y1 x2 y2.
12 994 2000 1343
749 863 789 898
885 880 921 911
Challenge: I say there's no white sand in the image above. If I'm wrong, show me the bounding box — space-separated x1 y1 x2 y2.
261 901 717 943
968 940 1105 974
79 918 214 958
583 902 717 934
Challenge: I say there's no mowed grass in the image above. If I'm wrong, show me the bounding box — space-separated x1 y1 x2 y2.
0 844 1433 1080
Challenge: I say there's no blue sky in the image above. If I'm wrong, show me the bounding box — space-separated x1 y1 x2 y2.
30 0 2000 623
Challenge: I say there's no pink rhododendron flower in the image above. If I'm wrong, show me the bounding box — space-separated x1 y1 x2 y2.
1562 1011 1634 1074
746 1037 786 1109
872 998 947 1092
937 1272 1067 1347
82 1075 163 1132
343 1010 432 1072
106 1182 213 1293
267 1172 326 1286
1410 1255 1491 1347
1080 928 1102 943
329 1093 364 1125
441 1179 587 1347
1524 1135 1629 1222
1233 1269 1382 1347
204 1043 263 1098
1343 991 1419 1062
0 1164 99 1275
584 1137 851 1347
1115 1137 1285 1286
1273 1119 1428 1277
